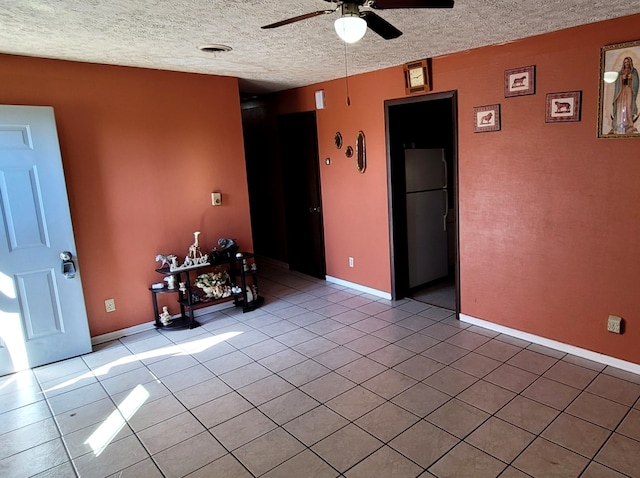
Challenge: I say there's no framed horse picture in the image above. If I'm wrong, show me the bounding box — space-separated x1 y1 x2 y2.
505 65 535 97
473 104 501 133
545 91 582 123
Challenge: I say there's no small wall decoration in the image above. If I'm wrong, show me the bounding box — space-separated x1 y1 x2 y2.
598 40 640 138
504 65 535 97
345 146 354 158
334 131 343 149
403 59 430 95
355 130 366 174
473 104 501 133
545 91 582 123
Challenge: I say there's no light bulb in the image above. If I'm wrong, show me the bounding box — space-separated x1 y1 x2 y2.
334 15 367 43
603 71 619 84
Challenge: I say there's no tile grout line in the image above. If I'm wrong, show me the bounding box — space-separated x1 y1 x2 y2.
7 265 639 477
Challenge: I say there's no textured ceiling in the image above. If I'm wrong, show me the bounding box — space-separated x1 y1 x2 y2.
2 1 640 94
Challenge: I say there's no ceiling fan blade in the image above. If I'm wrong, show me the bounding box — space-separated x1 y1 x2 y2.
369 0 454 9
360 11 402 40
261 10 335 29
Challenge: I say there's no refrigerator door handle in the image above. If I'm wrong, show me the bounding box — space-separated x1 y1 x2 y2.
442 156 448 189
443 189 449 231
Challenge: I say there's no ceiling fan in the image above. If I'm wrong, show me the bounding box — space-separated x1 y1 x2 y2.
262 0 455 43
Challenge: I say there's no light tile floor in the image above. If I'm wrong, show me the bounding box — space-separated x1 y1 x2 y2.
2 261 640 477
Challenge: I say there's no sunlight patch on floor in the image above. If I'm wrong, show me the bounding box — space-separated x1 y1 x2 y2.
85 384 149 456
41 330 244 393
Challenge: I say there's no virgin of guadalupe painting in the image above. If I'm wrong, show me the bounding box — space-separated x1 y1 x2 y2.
598 40 640 138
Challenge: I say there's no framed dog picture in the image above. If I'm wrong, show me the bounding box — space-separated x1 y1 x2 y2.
473 104 501 132
545 91 582 123
505 65 535 97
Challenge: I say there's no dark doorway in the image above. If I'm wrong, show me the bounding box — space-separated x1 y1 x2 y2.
278 111 327 279
385 92 459 312
242 98 288 263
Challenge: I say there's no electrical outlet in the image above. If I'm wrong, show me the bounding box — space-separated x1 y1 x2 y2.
105 298 116 313
607 315 622 334
348 257 354 268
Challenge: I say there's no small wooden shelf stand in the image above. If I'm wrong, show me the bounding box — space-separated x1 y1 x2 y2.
150 252 262 330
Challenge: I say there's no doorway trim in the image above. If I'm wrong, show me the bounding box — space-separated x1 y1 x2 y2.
384 91 460 316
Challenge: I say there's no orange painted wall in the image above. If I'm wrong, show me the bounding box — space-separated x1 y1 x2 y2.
277 14 640 364
276 68 406 292
0 55 252 336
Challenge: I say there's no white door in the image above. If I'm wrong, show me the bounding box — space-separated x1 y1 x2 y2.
0 105 91 376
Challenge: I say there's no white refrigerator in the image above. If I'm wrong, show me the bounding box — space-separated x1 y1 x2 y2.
405 148 449 288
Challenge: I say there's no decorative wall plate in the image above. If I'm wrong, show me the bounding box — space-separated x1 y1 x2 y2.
345 146 354 158
355 131 366 173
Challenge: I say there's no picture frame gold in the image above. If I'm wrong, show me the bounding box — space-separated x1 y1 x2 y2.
597 40 640 138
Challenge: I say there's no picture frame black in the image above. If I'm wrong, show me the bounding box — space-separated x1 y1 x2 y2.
504 65 536 97
545 91 582 123
473 104 501 133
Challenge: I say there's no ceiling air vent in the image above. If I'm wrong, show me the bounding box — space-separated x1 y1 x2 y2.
197 44 232 53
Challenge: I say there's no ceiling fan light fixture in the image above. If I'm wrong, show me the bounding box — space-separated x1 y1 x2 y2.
334 15 367 43
603 71 619 83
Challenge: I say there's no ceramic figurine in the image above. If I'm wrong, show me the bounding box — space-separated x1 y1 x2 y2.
164 275 176 289
179 282 187 293
155 254 176 269
159 306 172 326
188 231 202 258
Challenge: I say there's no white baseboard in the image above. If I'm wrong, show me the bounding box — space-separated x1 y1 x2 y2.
460 313 640 375
91 301 235 345
325 276 392 300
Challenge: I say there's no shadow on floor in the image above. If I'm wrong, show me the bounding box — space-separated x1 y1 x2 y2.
410 276 456 311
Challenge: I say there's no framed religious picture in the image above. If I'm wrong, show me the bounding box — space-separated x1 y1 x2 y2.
597 40 640 138
473 104 501 132
504 65 535 97
545 91 582 123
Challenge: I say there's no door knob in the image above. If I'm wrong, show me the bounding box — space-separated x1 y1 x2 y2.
60 251 77 279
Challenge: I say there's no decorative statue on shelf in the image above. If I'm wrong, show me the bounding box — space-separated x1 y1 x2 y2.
155 254 177 269
163 275 176 289
189 231 202 259
159 306 172 326
179 282 187 293
168 232 209 271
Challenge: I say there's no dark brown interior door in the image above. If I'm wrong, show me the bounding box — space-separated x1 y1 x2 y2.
278 111 326 278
